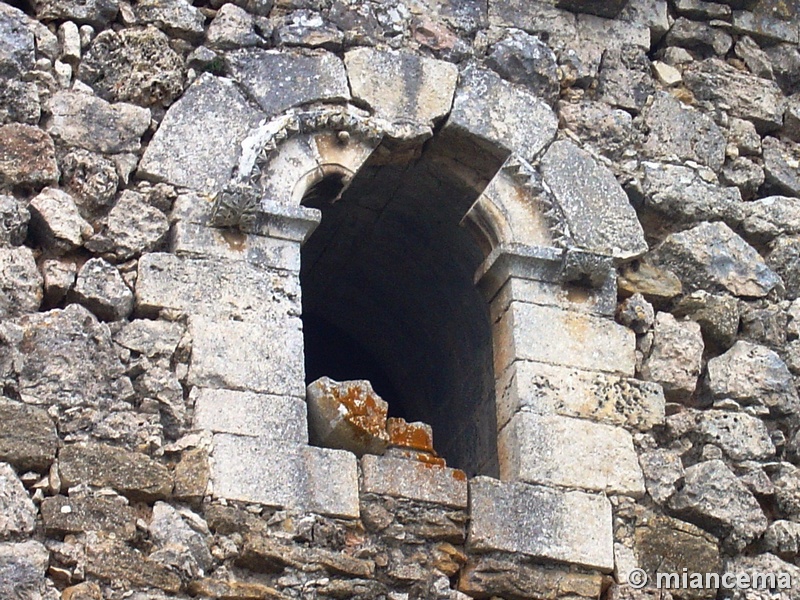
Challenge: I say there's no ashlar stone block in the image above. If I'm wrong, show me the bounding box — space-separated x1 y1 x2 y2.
360 454 468 508
468 476 614 571
498 412 646 496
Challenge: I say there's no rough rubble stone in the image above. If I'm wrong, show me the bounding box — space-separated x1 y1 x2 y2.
306 377 390 456
641 162 743 225
0 195 28 247
694 410 775 461
0 3 35 79
0 401 57 472
785 97 800 143
225 48 349 117
85 190 168 260
485 29 559 106
1 303 132 408
0 247 42 319
635 514 721 600
499 412 645 496
725 553 800 594
620 0 670 43
443 63 558 164
468 477 613 571
139 73 263 192
641 312 704 401
742 196 800 244
639 449 684 504
78 27 185 107
345 47 458 125
41 257 76 305
35 0 118 27
596 45 654 114
59 442 172 501
769 236 800 299
206 3 263 49
113 318 183 359
0 78 40 125
730 8 799 45
134 0 205 41
46 91 151 154
0 463 35 539
28 187 92 254
0 124 59 189
763 136 800 198
764 520 800 558
735 34 775 79
41 495 136 540
774 463 800 520
669 459 768 551
149 502 212 574
641 93 727 172
673 291 740 349
728 116 762 156
665 17 733 55
72 258 134 321
720 156 765 200
361 454 468 508
0 540 49 599
617 293 655 334
684 58 787 133
558 100 637 160
706 340 800 415
540 140 647 260
174 448 209 502
649 221 781 298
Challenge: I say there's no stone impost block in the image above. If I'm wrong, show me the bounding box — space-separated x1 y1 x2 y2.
139 73 264 192
136 253 300 322
498 413 646 496
171 221 301 271
360 454 468 509
344 48 458 125
493 300 636 377
468 476 614 571
497 360 665 431
211 433 359 518
188 315 305 399
192 388 308 442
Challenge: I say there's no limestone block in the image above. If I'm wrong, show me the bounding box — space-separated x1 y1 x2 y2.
139 73 263 192
0 246 42 319
468 477 613 571
0 540 49 599
192 387 308 442
136 253 300 322
28 187 92 254
171 221 301 271
72 258 134 321
361 454 468 508
45 91 151 153
640 312 704 401
345 48 458 125
497 360 665 431
188 315 305 399
59 442 173 501
134 0 205 41
494 301 636 376
225 49 349 117
0 124 58 188
443 64 557 164
85 190 169 260
306 377 389 456
0 463 36 539
35 0 118 27
540 140 647 260
41 495 136 540
0 3 35 78
211 433 359 518
499 413 645 496
0 401 58 472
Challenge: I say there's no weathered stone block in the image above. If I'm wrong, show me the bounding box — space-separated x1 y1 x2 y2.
41 495 136 540
499 413 645 496
361 454 468 508
345 48 458 125
136 252 300 322
494 301 636 376
45 91 151 154
443 64 557 165
188 315 305 398
173 447 209 502
0 401 58 472
72 258 134 321
497 360 665 431
640 312 704 401
85 532 181 593
0 4 35 78
28 187 92 254
192 387 308 442
59 442 173 501
0 540 49 599
225 49 349 117
540 140 647 261
211 434 359 518
35 0 118 27
171 221 301 271
0 246 42 319
468 477 613 571
0 463 36 539
139 73 264 191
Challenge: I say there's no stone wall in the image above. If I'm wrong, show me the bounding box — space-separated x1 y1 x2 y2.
0 0 799 598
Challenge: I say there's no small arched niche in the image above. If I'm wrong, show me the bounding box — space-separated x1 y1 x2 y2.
299 142 498 477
